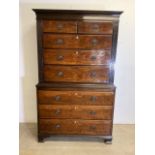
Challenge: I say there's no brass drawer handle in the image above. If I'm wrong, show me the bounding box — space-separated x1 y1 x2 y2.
90 55 97 60
55 95 61 101
89 111 96 115
56 23 64 30
56 38 64 45
90 71 96 78
55 124 61 128
57 71 64 77
89 126 96 130
91 38 98 46
57 55 64 61
90 96 97 102
55 109 61 115
92 24 100 31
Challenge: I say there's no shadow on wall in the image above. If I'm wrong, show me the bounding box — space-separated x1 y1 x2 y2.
20 4 38 122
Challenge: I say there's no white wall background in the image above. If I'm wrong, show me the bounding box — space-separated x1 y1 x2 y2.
19 0 135 124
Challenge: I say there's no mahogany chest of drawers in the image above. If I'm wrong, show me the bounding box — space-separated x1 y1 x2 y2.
33 9 122 143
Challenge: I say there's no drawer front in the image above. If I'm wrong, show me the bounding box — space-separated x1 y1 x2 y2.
43 49 111 65
43 34 78 48
42 20 77 33
78 21 113 34
43 34 112 49
43 65 110 83
79 35 112 49
39 105 113 119
39 119 112 135
38 90 114 105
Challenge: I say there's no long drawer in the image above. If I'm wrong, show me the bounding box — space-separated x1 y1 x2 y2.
43 34 112 49
38 90 114 105
39 119 112 135
43 65 110 83
43 49 111 65
39 105 113 120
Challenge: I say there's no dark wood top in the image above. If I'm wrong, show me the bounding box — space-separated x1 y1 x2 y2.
33 9 123 16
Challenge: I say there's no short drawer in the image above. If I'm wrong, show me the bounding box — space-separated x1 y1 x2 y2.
43 34 112 49
43 49 111 65
42 20 77 33
39 119 112 135
39 105 113 120
38 90 114 106
43 65 110 83
78 21 113 34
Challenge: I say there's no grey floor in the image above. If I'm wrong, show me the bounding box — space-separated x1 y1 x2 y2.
20 123 134 155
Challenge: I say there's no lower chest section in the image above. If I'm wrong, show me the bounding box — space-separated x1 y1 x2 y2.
37 88 115 136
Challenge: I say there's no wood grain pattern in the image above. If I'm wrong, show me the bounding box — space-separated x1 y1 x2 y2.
33 9 122 142
78 21 113 34
38 90 114 105
43 49 111 65
79 35 112 49
43 20 77 33
39 119 112 135
43 65 110 83
43 34 112 49
39 105 113 119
